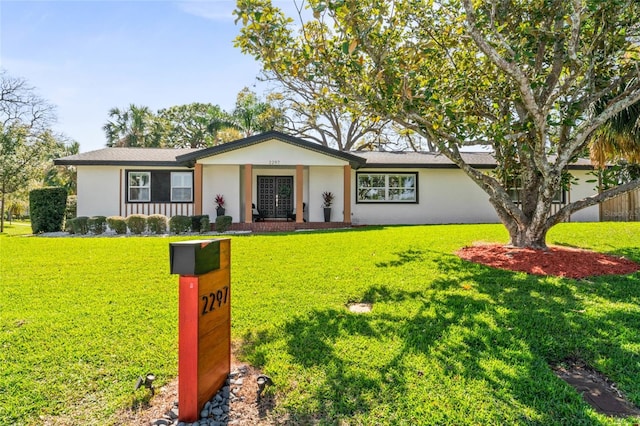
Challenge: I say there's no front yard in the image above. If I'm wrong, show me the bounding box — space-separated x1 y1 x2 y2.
1 223 639 425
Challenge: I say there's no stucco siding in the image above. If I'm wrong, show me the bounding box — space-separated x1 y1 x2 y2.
198 139 349 166
76 166 122 217
308 166 344 222
566 170 599 222
203 165 240 221
351 168 498 225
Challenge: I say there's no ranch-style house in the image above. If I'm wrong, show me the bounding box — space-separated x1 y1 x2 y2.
54 131 600 230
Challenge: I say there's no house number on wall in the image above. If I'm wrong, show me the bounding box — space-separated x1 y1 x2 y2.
201 286 229 316
269 160 280 165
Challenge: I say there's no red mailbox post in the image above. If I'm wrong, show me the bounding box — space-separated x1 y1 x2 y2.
169 239 231 422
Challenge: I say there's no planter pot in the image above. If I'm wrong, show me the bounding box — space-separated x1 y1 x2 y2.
323 207 331 222
216 207 226 217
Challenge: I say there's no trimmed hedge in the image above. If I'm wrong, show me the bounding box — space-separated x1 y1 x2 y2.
169 215 191 234
199 216 210 233
107 216 127 234
88 216 107 234
65 195 77 220
215 215 232 233
69 216 89 235
191 215 211 233
29 187 67 233
126 215 147 235
147 214 168 235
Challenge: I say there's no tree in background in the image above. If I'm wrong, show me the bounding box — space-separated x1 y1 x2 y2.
589 92 640 190
236 0 640 248
229 87 285 137
266 76 402 151
0 70 58 232
44 137 79 194
103 104 162 147
157 103 235 148
102 88 284 147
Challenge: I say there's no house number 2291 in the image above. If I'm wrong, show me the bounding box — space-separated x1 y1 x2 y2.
201 286 229 316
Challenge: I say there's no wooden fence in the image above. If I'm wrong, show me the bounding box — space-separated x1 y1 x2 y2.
600 188 640 221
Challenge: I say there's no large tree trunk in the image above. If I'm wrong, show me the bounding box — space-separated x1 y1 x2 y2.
489 191 552 250
506 223 549 250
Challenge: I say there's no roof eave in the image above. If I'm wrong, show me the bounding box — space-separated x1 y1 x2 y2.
176 131 367 167
53 159 187 167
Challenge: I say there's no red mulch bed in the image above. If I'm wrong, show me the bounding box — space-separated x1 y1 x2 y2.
457 244 640 279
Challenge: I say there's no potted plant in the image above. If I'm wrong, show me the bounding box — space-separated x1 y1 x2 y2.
215 194 225 217
322 191 334 222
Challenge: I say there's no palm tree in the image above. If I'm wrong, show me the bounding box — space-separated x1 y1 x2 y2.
589 99 640 168
229 88 284 137
103 104 159 147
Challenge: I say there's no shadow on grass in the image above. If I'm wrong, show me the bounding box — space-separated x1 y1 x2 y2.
237 248 640 424
375 248 425 268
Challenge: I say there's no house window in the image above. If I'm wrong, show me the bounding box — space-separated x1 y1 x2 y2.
128 172 150 202
126 170 193 203
357 172 418 203
171 172 193 202
507 180 565 204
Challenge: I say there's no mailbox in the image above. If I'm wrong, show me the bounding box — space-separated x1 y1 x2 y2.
170 239 220 275
170 239 231 422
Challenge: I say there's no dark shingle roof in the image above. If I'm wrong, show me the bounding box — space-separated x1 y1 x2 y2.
175 130 366 167
54 136 594 170
355 151 497 168
54 147 200 166
355 151 594 169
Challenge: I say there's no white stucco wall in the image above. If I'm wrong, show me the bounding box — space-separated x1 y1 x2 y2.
76 166 121 217
350 168 499 225
202 165 241 221
350 168 600 225
566 170 600 222
198 139 349 167
308 166 345 222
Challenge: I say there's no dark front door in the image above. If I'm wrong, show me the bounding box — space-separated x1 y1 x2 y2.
257 176 293 218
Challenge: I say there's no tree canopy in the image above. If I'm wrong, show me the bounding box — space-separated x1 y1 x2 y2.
235 0 640 248
0 70 63 232
102 88 283 148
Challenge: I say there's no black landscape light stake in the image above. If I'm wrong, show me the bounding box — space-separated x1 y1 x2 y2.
256 374 273 399
135 373 156 396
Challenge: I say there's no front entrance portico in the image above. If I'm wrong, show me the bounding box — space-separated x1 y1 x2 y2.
180 131 364 227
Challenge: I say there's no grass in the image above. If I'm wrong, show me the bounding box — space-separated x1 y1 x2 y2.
1 222 639 425
0 220 32 236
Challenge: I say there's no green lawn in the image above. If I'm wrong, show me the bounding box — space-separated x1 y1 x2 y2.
1 223 639 425
0 220 32 236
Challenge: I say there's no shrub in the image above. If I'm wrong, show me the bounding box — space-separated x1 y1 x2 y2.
126 214 147 235
147 214 168 235
107 216 127 234
70 216 89 235
169 215 191 234
29 187 67 233
65 218 75 234
65 195 77 220
88 216 107 234
215 215 232 233
200 215 210 233
190 215 210 233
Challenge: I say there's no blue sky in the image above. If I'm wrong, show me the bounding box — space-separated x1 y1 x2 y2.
1 0 288 152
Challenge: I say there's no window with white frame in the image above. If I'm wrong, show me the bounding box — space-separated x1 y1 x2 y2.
357 172 418 203
126 170 193 203
128 172 150 202
171 172 193 202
